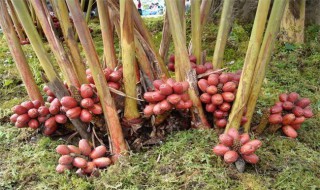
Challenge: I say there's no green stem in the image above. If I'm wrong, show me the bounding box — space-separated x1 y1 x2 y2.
191 0 201 64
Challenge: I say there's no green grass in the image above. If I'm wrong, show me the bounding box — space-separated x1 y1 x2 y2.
0 18 319 189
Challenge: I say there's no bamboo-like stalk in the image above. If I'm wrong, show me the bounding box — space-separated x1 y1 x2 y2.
51 0 88 84
225 0 271 132
120 0 140 121
97 0 117 69
80 0 86 10
243 0 288 132
11 0 90 140
0 0 43 104
7 0 26 41
66 0 127 157
177 0 186 41
191 0 201 64
159 11 170 61
30 0 80 88
212 0 235 69
165 0 210 129
85 0 94 24
200 0 213 31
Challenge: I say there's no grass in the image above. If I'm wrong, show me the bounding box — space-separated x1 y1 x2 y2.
0 17 320 189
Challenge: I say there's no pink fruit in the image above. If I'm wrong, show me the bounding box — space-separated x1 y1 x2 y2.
89 104 103 115
38 106 50 116
17 114 30 124
10 114 19 123
214 110 225 119
55 114 68 124
32 100 42 109
28 119 39 129
159 84 173 95
282 125 298 138
287 92 300 103
21 101 34 110
143 92 166 103
219 102 231 112
73 157 87 168
197 79 209 92
28 108 39 118
282 101 294 110
295 98 311 108
79 139 92 156
270 105 283 114
56 145 70 155
153 80 164 90
206 85 218 95
242 154 259 164
12 105 28 115
222 82 236 92
38 116 47 124
268 114 283 124
303 108 313 118
279 93 288 102
227 128 239 140
181 81 189 92
166 94 181 105
290 116 305 125
66 107 82 119
292 106 304 117
239 133 250 145
173 82 184 94
224 151 239 163
83 162 96 174
51 98 61 107
207 74 219 86
59 155 74 165
56 164 72 173
49 105 60 115
67 145 81 154
282 114 296 125
222 92 235 102
143 104 155 116
153 103 163 115
93 157 112 168
215 119 227 128
81 98 94 109
61 96 78 108
219 134 233 147
241 116 248 125
246 140 262 149
159 100 172 111
80 84 94 98
205 104 216 112
212 144 230 156
196 65 207 74
200 93 212 104
240 144 256 155
109 71 122 82
90 145 107 159
211 94 224 105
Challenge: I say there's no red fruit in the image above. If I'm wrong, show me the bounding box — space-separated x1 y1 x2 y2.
240 144 256 155
32 100 42 109
282 101 294 110
83 162 96 174
153 103 163 115
275 102 283 107
292 106 304 117
159 84 173 95
222 82 236 92
167 94 181 105
59 155 74 165
153 80 164 90
109 71 122 82
43 85 50 92
180 93 190 101
216 119 227 128
92 95 100 103
10 114 19 123
93 157 112 168
242 154 259 164
89 104 103 115
61 96 78 108
279 93 288 102
303 108 313 118
214 110 225 119
56 164 72 173
224 151 239 163
287 92 300 103
291 116 305 125
167 62 175 71
213 144 230 156
47 96 55 103
173 82 184 94
81 98 94 109
181 81 189 92
291 124 301 130
295 98 311 108
144 92 166 103
246 140 262 149
17 114 30 124
282 125 298 138
227 128 239 140
15 121 27 128
159 100 172 111
198 79 209 92
73 157 88 168
270 105 283 114
241 116 248 125
166 78 176 87
56 145 70 155
169 54 175 62
108 82 121 90
80 109 92 123
55 114 68 124
51 98 61 107
28 119 39 129
103 68 113 80
240 133 250 145
175 100 187 110
222 92 235 102
90 145 107 159
207 74 219 86
79 139 92 156
206 85 218 95
219 134 233 147
43 119 58 136
219 73 229 84
219 102 231 112
196 65 207 74
38 116 47 124
66 107 81 119
12 105 28 115
87 74 94 84
268 114 283 124
205 104 216 112
27 108 39 118
204 62 213 70
68 145 81 154
184 100 193 108
46 89 55 97
21 101 34 110
282 114 296 125
211 94 223 105
80 84 94 98
200 93 212 104
143 104 155 116
45 116 57 128
49 105 60 115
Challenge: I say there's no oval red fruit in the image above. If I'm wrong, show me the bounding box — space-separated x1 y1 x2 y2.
81 98 94 109
279 93 288 102
59 155 74 165
28 119 39 129
55 114 68 124
224 150 239 163
211 94 224 105
207 74 219 86
61 96 78 108
10 114 19 123
295 98 311 108
212 144 230 156
287 92 300 103
216 119 227 128
197 79 209 92
66 107 82 119
240 133 250 145
222 92 235 102
79 139 92 156
242 154 259 164
222 82 236 92
56 145 70 155
268 114 283 124
282 101 294 110
159 84 173 95
282 125 298 138
219 134 233 147
166 94 181 105
80 84 94 98
73 157 88 168
89 104 103 115
90 145 107 159
282 114 296 125
93 157 112 168
227 128 239 140
13 105 28 115
28 108 39 118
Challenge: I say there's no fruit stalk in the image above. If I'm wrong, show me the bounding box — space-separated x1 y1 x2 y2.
159 11 171 61
212 0 235 69
6 0 26 41
225 0 271 131
191 0 202 65
244 0 288 132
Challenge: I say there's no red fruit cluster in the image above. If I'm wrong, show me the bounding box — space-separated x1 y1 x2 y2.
213 128 262 164
86 68 122 90
55 139 112 176
61 84 103 123
198 71 246 128
167 54 213 75
10 100 43 129
143 78 192 116
268 92 313 138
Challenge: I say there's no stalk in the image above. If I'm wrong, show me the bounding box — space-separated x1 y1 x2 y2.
120 0 140 121
200 0 213 31
30 0 81 88
51 0 88 84
97 0 117 69
66 0 128 157
165 0 210 129
85 0 94 24
225 0 271 132
7 0 26 41
191 0 201 64
0 0 43 103
243 0 288 132
177 0 186 41
11 0 90 140
159 11 170 61
212 0 235 69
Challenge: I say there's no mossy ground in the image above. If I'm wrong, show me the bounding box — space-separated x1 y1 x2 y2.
0 18 319 190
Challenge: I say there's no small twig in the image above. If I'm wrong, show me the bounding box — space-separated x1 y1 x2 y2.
156 153 161 163
109 87 145 101
197 68 228 79
92 126 105 146
67 131 79 143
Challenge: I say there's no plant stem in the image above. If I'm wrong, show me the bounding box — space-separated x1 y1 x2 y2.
0 0 43 104
85 0 94 24
212 0 235 69
191 0 201 64
66 0 128 157
52 0 88 85
243 0 288 132
11 0 90 140
200 0 213 31
6 0 26 41
165 0 210 129
97 0 117 69
225 0 271 132
159 11 171 61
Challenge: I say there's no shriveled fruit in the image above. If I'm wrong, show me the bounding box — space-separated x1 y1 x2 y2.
224 151 239 163
56 145 70 155
213 144 230 156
